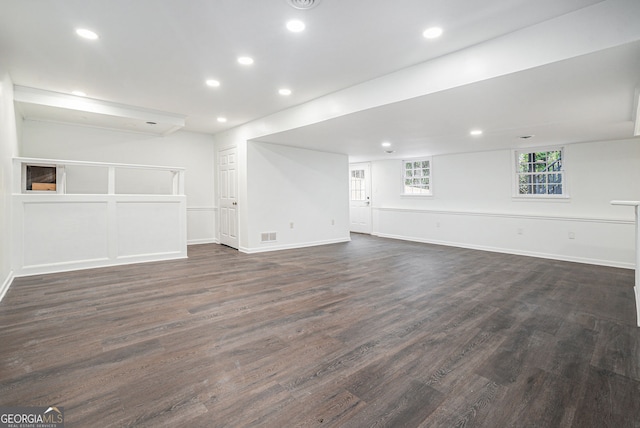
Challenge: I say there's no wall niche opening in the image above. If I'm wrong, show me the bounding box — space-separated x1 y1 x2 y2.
26 165 56 191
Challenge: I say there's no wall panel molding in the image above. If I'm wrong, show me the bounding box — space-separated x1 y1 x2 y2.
373 207 635 269
373 232 633 270
13 194 187 277
374 206 634 225
186 206 217 245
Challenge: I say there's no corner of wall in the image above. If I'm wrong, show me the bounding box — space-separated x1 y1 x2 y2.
0 69 18 302
0 270 14 302
635 286 640 327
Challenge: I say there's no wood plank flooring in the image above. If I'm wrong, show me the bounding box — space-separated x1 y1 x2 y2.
1 234 639 427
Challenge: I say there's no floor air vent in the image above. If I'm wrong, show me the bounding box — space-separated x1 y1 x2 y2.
261 232 277 243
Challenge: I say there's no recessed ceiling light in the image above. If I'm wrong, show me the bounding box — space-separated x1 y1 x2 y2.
279 88 292 96
76 28 99 40
423 27 443 39
470 129 483 136
71 90 86 97
217 117 227 123
519 135 535 139
286 20 306 32
287 0 321 10
385 150 395 154
237 56 254 65
146 121 157 125
206 79 220 87
381 142 392 147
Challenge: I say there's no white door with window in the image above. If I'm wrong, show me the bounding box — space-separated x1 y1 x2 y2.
349 162 372 234
219 147 239 249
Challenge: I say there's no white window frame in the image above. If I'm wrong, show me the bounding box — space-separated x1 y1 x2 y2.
401 157 433 196
512 146 569 199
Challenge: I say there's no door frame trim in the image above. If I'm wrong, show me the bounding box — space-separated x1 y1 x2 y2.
349 162 373 234
217 145 239 249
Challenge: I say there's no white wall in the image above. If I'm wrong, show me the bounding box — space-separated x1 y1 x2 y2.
370 139 640 268
210 0 640 258
246 141 350 252
20 120 216 244
0 69 19 300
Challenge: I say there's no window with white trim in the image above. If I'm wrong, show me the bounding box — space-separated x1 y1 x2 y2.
402 158 431 195
350 169 366 201
515 147 565 197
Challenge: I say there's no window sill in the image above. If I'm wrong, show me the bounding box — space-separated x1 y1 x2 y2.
512 194 570 202
401 193 433 198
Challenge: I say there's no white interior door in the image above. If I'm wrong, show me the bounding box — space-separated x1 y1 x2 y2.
349 162 372 234
219 147 239 249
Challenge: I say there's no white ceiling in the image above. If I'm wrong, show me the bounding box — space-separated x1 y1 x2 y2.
257 40 640 162
1 0 639 160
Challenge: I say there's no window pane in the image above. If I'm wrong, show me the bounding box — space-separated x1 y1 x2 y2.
535 162 547 172
403 158 432 195
350 169 366 201
519 184 532 194
548 184 559 194
516 148 565 197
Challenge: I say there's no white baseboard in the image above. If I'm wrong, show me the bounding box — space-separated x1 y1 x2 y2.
0 271 14 302
188 238 219 245
635 286 640 327
16 253 188 278
372 232 635 270
240 237 351 254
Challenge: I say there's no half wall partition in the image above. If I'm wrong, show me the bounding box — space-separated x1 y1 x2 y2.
12 157 187 276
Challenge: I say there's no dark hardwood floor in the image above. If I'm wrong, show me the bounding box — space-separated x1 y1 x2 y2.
1 234 639 427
